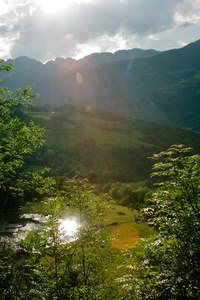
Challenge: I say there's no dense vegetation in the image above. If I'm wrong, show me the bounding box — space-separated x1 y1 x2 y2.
1 60 200 299
0 60 54 210
19 103 200 186
1 145 199 299
126 145 200 299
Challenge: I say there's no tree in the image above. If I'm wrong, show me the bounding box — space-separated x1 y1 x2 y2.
17 177 114 299
0 59 54 209
128 145 200 299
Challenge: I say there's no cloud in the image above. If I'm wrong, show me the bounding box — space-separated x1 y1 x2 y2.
0 0 199 62
0 24 8 35
78 0 182 37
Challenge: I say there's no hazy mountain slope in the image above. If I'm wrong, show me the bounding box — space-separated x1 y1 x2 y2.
35 39 200 127
81 39 200 127
1 40 200 127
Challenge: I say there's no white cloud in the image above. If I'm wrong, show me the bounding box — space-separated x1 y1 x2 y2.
0 0 10 16
0 0 199 62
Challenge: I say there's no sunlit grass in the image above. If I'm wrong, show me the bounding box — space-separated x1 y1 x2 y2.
40 110 155 150
63 121 153 151
96 203 156 281
28 112 52 120
102 204 154 238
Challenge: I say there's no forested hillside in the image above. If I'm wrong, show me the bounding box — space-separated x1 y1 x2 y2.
22 104 200 184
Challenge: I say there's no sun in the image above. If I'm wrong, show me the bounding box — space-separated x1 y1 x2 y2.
36 0 70 14
37 0 92 15
59 219 79 236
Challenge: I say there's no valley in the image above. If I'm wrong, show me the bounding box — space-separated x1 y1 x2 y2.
1 39 200 299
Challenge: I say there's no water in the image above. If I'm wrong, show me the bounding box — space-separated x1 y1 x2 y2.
0 212 79 250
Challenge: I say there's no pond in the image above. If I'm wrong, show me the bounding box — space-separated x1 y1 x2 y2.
0 212 80 250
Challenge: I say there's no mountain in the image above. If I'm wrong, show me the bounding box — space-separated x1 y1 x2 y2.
1 48 160 91
89 48 160 65
80 39 200 128
1 40 200 127
82 39 200 128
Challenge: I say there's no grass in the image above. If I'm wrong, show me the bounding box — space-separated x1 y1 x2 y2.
28 108 155 150
102 204 153 238
28 111 52 120
54 118 154 156
67 113 152 148
95 202 156 281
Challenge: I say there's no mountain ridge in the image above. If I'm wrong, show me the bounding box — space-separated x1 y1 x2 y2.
1 47 160 91
1 39 200 127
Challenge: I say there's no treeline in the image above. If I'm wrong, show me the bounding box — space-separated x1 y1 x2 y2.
103 180 152 209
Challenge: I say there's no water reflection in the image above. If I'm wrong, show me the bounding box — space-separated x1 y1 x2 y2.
21 213 46 223
0 213 79 250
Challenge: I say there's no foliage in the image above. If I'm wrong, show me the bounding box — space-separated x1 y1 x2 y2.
127 145 200 299
0 60 54 209
103 181 152 209
0 249 34 299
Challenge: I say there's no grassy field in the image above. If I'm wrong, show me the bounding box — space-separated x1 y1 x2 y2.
99 203 155 281
102 203 153 239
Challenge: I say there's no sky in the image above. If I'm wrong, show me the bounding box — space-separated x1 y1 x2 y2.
0 0 200 63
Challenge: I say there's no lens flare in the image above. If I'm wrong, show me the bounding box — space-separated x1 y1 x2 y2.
111 225 138 250
65 33 74 40
76 72 83 84
124 59 134 76
85 106 92 112
58 60 98 101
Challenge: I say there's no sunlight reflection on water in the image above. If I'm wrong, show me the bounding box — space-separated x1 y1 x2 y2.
60 219 79 236
0 213 80 250
59 218 80 243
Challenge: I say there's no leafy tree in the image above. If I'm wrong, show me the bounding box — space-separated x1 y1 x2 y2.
62 178 110 292
0 59 54 209
127 145 200 299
